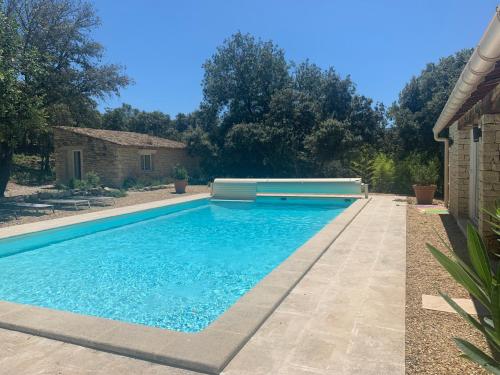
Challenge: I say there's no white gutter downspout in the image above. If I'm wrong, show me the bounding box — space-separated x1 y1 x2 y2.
432 7 500 207
434 135 450 206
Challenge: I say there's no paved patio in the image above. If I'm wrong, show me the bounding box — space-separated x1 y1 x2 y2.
0 195 405 374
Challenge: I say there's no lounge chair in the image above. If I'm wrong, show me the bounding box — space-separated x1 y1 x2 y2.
0 208 17 220
71 196 116 206
8 202 55 215
42 199 91 210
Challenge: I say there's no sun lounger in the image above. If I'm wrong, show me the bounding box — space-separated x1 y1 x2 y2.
0 208 17 220
42 199 91 210
72 196 116 206
8 202 55 214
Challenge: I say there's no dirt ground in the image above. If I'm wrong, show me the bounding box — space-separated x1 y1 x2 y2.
0 183 210 228
406 199 490 374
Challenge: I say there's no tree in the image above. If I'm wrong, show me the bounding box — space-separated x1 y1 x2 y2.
184 126 219 179
102 104 137 131
222 123 276 177
0 3 45 196
389 49 472 157
346 95 386 148
202 32 290 133
129 111 176 139
2 0 130 178
304 119 353 176
293 61 355 121
264 88 319 175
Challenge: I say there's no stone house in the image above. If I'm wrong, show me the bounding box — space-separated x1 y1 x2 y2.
53 127 198 188
433 9 499 251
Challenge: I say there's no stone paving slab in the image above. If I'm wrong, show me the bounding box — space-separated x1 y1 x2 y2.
222 195 406 374
422 294 477 315
0 195 405 374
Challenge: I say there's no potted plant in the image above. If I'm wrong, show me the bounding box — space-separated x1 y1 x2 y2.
173 164 188 194
410 160 439 205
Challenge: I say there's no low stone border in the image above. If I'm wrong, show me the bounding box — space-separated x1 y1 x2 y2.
0 196 370 374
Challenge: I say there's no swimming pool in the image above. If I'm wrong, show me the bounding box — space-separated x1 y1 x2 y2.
0 197 352 333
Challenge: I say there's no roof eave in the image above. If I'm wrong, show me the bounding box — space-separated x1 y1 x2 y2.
433 7 500 137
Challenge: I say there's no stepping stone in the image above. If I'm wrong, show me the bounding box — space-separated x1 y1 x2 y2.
422 294 478 315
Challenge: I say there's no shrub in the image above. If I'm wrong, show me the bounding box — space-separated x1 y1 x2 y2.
122 175 171 190
427 224 500 373
68 172 101 190
122 177 137 190
84 171 101 188
371 153 395 193
350 148 375 186
105 189 127 198
173 165 188 180
410 159 439 186
393 153 430 195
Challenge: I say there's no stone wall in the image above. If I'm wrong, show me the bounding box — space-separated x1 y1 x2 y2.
54 128 198 188
479 114 500 251
448 123 470 220
115 147 198 184
54 128 122 187
447 114 499 253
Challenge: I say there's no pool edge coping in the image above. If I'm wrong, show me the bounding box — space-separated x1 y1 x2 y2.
0 193 211 240
0 196 371 374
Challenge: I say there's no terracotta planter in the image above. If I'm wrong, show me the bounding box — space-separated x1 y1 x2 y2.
174 180 188 194
413 184 436 205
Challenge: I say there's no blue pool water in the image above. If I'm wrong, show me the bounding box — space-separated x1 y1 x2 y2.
0 197 351 332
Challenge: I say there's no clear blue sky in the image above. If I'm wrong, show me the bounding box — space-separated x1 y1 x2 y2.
92 0 498 116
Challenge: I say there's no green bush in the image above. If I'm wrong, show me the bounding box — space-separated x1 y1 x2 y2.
393 153 428 194
350 148 375 186
122 177 137 190
173 164 188 180
410 158 439 186
105 189 127 198
84 171 101 188
371 154 395 193
427 224 500 373
122 175 171 190
68 172 101 190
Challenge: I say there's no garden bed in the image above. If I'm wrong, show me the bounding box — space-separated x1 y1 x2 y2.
406 200 489 374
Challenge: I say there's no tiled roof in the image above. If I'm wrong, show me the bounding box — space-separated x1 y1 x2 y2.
55 127 186 149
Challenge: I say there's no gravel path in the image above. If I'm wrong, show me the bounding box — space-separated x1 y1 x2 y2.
406 200 489 374
0 184 210 228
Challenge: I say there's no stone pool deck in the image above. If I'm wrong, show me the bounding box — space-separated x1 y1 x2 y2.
0 195 405 374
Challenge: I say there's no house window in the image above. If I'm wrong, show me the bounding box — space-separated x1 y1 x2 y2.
140 154 153 171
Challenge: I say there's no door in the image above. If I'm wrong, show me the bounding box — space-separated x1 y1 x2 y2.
73 150 82 180
469 130 479 224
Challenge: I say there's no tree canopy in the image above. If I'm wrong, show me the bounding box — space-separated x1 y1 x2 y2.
186 32 388 179
0 0 130 195
1 9 473 194
389 49 472 157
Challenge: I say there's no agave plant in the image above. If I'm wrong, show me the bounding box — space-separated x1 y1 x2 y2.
485 200 500 246
427 224 500 374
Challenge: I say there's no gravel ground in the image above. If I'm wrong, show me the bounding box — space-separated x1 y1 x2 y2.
406 199 490 374
0 184 210 228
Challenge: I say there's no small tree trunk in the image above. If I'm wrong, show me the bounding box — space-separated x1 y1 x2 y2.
0 143 13 197
41 134 52 172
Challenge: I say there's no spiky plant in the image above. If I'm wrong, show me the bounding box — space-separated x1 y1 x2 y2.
427 224 500 374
